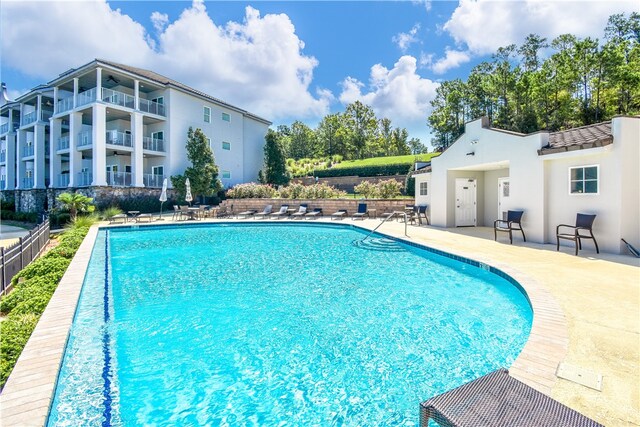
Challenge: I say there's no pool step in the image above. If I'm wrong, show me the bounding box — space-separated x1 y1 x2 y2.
352 238 405 252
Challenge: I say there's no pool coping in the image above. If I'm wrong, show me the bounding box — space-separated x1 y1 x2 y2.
0 220 567 425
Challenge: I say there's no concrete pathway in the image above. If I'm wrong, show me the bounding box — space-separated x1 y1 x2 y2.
0 224 30 247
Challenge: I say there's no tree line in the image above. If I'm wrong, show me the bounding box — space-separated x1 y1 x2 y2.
428 13 640 151
274 101 428 160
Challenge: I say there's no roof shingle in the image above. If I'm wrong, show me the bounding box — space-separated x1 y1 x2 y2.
539 122 612 155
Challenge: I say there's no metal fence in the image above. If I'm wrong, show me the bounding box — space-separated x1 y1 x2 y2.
0 219 50 295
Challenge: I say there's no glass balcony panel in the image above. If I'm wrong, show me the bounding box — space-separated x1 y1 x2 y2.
23 145 35 157
77 88 97 107
139 98 166 116
0 123 7 134
143 174 164 188
107 171 132 187
102 88 135 109
77 132 92 147
142 136 165 152
0 152 5 163
22 177 34 188
57 174 70 187
58 135 70 150
77 171 93 187
56 97 74 114
106 130 132 147
22 111 37 126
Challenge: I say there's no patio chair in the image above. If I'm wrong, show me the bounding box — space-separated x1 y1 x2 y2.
172 205 181 221
254 205 273 219
198 205 207 219
352 203 368 220
305 208 323 219
179 205 190 221
421 368 603 427
237 208 258 219
109 213 128 224
331 209 347 220
291 204 308 219
271 205 290 219
556 213 599 255
217 205 232 218
494 210 526 244
136 213 154 223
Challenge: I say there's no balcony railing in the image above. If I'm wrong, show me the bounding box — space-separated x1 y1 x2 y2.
77 171 92 187
139 98 166 116
56 97 74 114
107 171 132 187
143 174 165 188
22 177 34 188
77 88 97 107
57 174 70 188
58 135 70 150
0 180 5 190
143 136 165 152
20 110 53 126
102 88 135 109
0 123 7 134
106 130 132 147
23 145 35 157
77 132 92 147
0 152 5 163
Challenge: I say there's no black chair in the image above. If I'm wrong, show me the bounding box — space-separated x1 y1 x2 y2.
409 205 429 225
494 210 526 244
556 213 599 255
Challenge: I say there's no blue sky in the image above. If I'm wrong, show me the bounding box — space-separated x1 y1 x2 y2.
1 1 637 146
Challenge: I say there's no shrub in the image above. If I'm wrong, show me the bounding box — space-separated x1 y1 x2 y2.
49 212 71 229
0 314 40 386
377 179 402 199
354 181 380 199
314 163 412 178
405 164 416 196
227 183 278 199
100 206 123 220
279 183 306 199
68 214 99 229
12 256 71 286
0 274 60 314
0 210 39 223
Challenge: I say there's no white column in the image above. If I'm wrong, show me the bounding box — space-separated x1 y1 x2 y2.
131 112 144 187
16 130 26 189
33 124 46 188
36 95 42 122
96 67 102 102
5 131 16 190
53 87 59 115
92 103 107 186
73 78 79 108
68 112 83 187
134 80 140 110
50 118 62 187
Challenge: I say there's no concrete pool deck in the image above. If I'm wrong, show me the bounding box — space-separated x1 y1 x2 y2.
0 217 638 426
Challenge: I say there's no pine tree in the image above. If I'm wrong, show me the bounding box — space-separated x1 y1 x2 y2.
261 129 289 185
171 127 221 201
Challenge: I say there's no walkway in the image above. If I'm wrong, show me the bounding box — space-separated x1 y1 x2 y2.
0 224 30 247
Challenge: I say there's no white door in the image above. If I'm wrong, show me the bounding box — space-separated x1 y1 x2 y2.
498 177 510 220
455 178 477 226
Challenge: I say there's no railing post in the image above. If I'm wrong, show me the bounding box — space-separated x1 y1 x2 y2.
1 246 5 294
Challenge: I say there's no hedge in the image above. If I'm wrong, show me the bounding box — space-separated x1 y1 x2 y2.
0 224 89 387
0 210 39 223
313 163 413 178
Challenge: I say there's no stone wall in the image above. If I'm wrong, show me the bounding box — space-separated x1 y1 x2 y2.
292 175 406 192
220 198 415 217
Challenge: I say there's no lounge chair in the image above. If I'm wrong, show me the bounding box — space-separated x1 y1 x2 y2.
556 213 599 255
494 210 525 244
331 209 347 220
136 213 154 223
172 205 181 221
237 208 258 219
254 205 273 219
291 204 308 219
421 368 603 427
109 213 127 224
271 205 290 219
352 203 368 220
305 208 322 219
216 205 232 218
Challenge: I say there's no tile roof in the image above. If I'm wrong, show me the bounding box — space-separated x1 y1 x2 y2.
539 122 613 155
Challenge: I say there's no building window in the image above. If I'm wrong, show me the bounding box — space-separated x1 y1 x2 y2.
206 137 212 149
222 170 231 179
570 165 598 194
152 165 164 176
204 106 211 123
152 97 164 105
222 141 231 150
222 112 230 122
419 182 428 196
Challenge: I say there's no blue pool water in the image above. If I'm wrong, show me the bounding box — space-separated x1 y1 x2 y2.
48 223 532 426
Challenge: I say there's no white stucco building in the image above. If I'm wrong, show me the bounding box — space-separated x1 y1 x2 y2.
414 116 640 254
0 59 271 193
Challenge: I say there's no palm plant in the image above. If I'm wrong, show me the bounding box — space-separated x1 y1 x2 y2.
56 193 95 221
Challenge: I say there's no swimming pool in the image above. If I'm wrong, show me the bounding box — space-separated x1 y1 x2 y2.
48 223 532 426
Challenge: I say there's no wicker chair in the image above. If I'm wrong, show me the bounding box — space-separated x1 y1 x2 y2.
556 213 599 255
494 210 526 244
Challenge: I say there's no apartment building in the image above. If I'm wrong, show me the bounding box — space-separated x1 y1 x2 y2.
0 59 271 194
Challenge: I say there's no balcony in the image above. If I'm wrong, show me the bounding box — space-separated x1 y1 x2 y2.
56 97 74 114
77 171 92 187
77 132 92 148
139 98 166 116
21 110 53 127
0 180 5 190
143 136 165 152
102 88 135 109
77 88 97 107
0 123 7 134
57 173 70 188
22 177 34 188
58 135 70 151
23 145 35 157
143 174 165 188
107 171 132 187
0 152 5 163
106 130 132 147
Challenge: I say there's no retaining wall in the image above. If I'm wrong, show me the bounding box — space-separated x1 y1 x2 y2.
220 198 415 217
292 175 406 192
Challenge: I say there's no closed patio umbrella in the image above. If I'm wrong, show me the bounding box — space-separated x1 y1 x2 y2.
158 178 168 220
185 178 193 206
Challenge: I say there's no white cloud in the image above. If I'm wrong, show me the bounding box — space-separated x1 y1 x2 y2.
393 24 421 52
444 0 638 55
430 49 471 74
339 56 439 139
412 0 432 13
0 1 331 121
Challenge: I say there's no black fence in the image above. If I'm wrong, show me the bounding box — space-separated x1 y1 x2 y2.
0 219 50 295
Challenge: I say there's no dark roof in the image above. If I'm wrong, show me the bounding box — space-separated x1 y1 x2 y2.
539 122 613 155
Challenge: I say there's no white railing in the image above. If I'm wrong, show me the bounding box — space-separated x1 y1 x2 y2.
22 177 34 188
143 174 164 188
23 145 34 157
77 171 92 187
57 135 70 150
107 171 132 187
22 111 37 126
102 88 135 109
139 98 166 116
77 131 92 147
106 130 132 147
56 97 74 114
57 174 70 187
0 152 5 163
143 136 165 152
77 88 97 107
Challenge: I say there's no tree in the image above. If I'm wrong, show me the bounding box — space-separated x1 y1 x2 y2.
171 127 221 202
288 121 317 159
343 101 378 159
261 129 289 185
56 192 95 220
408 137 428 154
316 113 344 157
